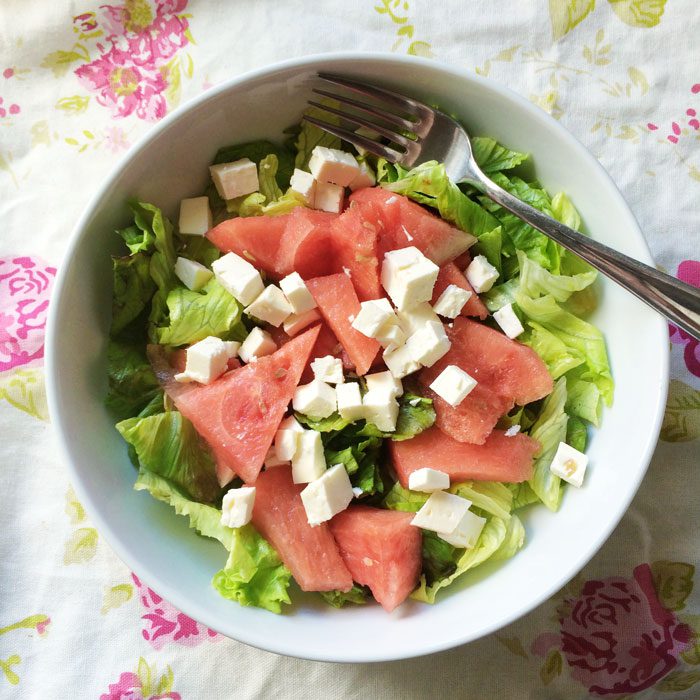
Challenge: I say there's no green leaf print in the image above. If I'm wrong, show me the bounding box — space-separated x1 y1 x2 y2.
651 561 695 611
540 649 563 685
608 0 666 27
657 669 700 692
0 368 49 421
0 655 21 685
101 584 134 614
661 380 700 442
63 527 98 565
548 0 596 40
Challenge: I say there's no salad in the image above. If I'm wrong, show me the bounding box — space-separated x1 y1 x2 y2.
107 106 613 614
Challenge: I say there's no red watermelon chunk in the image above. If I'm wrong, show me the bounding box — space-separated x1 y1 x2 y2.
277 208 337 279
431 262 489 320
253 466 353 592
329 506 421 612
306 273 380 376
153 325 320 484
348 188 475 265
390 426 539 485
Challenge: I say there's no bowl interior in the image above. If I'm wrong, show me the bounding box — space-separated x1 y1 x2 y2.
46 54 668 662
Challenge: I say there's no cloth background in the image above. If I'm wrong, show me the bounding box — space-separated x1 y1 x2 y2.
1 1 699 697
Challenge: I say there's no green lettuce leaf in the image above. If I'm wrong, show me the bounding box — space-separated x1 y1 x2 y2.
449 481 513 521
421 531 459 586
521 321 584 379
383 482 429 513
566 415 588 452
393 393 436 440
111 253 156 336
212 524 292 614
551 191 581 230
117 223 155 255
235 189 306 217
565 369 603 425
155 277 247 347
105 339 160 420
258 153 283 202
517 250 597 302
320 585 368 609
470 225 503 273
118 411 222 504
294 104 341 170
179 236 220 268
212 140 295 189
490 513 526 561
471 137 528 173
508 482 540 510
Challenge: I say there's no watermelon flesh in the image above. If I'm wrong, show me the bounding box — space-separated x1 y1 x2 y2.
253 466 353 592
431 262 489 320
306 273 380 376
329 506 422 612
390 426 539 485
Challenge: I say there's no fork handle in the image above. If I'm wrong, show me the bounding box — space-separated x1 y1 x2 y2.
474 173 700 340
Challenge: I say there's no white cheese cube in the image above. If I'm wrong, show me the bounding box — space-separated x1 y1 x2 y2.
348 161 376 191
178 196 212 236
550 442 589 488
351 298 396 338
313 180 344 213
244 285 293 327
465 255 499 293
264 447 288 469
209 158 259 200
439 509 486 549
283 308 321 337
336 382 364 422
291 430 326 484
429 365 477 406
220 486 255 528
504 424 521 437
279 272 317 314
174 336 229 384
174 256 213 291
432 284 472 319
411 491 471 533
279 415 304 432
397 302 441 337
300 464 354 525
238 327 277 363
374 320 406 350
311 355 344 384
292 380 337 418
408 468 450 493
223 341 240 358
493 303 525 339
212 252 264 306
383 343 421 379
352 486 364 498
289 168 317 204
381 247 440 311
365 370 403 398
362 389 399 432
405 321 451 367
309 146 361 187
274 416 304 461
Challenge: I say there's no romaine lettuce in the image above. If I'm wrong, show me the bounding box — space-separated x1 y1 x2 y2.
294 104 341 170
106 339 160 420
111 253 155 336
212 139 295 189
320 585 368 609
471 137 528 174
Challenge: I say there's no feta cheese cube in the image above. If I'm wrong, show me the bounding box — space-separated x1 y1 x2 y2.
335 382 364 422
411 491 471 533
313 180 344 213
174 256 213 291
351 298 396 338
279 415 304 432
362 389 399 432
408 468 450 493
465 255 499 293
220 486 255 528
348 160 376 191
178 196 212 236
300 463 354 525
209 158 259 200
283 308 321 337
212 252 264 306
383 343 421 379
292 380 337 418
429 365 477 406
279 272 317 314
244 285 293 327
309 146 361 187
381 247 440 311
432 284 472 319
264 447 288 469
439 509 486 549
291 430 326 484
311 355 344 384
504 424 521 437
365 370 403 398
493 303 525 339
289 168 317 204
405 321 451 367
397 302 441 337
174 336 229 384
274 416 304 462
374 320 406 350
549 442 589 488
238 327 277 363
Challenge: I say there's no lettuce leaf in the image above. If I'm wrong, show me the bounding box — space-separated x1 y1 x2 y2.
565 369 603 425
508 482 540 510
421 531 459 586
471 137 528 173
106 339 160 420
567 415 588 452
212 139 295 189
117 222 155 255
179 236 220 268
320 585 369 609
111 253 156 336
521 322 584 379
393 393 436 440
449 481 513 521
294 104 341 170
257 154 283 202
118 411 222 504
517 250 597 302
383 482 429 513
236 189 306 217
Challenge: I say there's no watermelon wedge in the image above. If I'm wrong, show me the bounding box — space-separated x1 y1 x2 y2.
253 466 353 592
390 426 539 485
306 273 380 375
348 188 476 265
276 208 337 279
431 262 489 320
329 506 421 612
150 325 320 484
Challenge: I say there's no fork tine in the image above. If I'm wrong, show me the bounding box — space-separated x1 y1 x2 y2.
301 115 405 163
307 100 413 146
312 87 417 131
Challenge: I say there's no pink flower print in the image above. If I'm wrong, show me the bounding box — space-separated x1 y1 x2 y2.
100 671 181 700
104 125 130 153
3 68 14 79
669 260 700 378
533 564 692 696
73 12 99 34
0 256 56 372
132 574 219 650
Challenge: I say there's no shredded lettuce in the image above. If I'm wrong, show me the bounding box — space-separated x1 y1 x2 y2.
565 368 603 426
106 339 160 420
449 481 513 522
518 250 597 302
471 137 528 174
111 253 155 335
320 585 369 609
257 154 283 202
521 322 585 379
235 189 306 217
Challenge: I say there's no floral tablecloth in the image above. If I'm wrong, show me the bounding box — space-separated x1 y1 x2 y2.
1 1 699 697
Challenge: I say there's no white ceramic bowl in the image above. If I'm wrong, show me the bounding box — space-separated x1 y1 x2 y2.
46 53 668 662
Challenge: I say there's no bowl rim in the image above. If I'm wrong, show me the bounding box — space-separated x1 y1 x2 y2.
45 50 670 663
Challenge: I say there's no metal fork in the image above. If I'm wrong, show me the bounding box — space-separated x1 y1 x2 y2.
305 72 700 341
